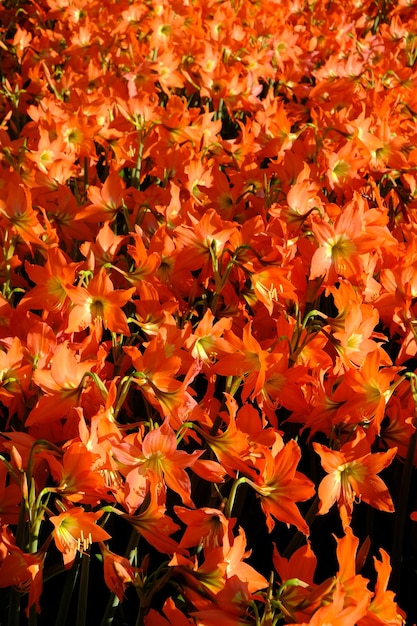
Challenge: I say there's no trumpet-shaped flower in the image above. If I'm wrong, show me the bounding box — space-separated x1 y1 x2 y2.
0 526 44 616
116 420 202 508
99 542 137 602
247 436 315 535
313 431 397 526
50 506 111 569
26 341 96 428
65 268 135 339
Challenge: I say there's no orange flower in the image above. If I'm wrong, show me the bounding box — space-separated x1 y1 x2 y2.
20 247 82 314
324 141 368 196
222 527 268 594
333 350 401 438
190 576 261 626
145 597 194 626
26 125 66 175
79 222 127 270
40 184 93 247
169 526 267 619
327 282 387 372
280 162 321 227
272 542 319 623
76 172 127 223
358 548 405 626
196 395 257 479
334 526 372 611
310 201 364 284
122 227 161 285
0 526 44 616
250 265 298 315
211 322 269 403
26 341 96 428
0 336 32 422
99 542 137 602
50 506 111 568
313 431 397 526
175 506 232 550
54 442 114 505
184 308 232 364
124 334 200 428
293 580 370 626
246 437 315 535
65 268 135 339
0 175 47 252
174 208 237 272
116 420 202 508
117 484 182 555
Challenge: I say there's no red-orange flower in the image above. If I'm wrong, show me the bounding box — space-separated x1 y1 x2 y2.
76 172 127 223
175 506 232 550
20 247 82 315
313 431 397 526
293 580 370 626
99 542 137 602
50 506 111 568
65 268 135 339
0 526 44 616
115 420 202 508
54 441 114 505
26 341 96 428
246 436 315 535
0 175 47 251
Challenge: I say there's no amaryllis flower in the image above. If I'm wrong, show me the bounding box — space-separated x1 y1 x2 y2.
64 268 135 339
116 419 202 508
99 542 137 601
247 437 315 535
50 506 111 568
313 431 397 527
0 526 44 616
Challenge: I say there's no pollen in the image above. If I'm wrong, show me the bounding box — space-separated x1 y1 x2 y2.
331 159 350 181
346 333 363 351
325 234 356 262
63 127 84 146
76 530 93 554
89 298 105 322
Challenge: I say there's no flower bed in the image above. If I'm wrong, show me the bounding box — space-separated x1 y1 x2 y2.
0 0 416 624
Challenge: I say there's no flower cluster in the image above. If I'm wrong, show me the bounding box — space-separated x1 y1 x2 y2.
0 0 416 624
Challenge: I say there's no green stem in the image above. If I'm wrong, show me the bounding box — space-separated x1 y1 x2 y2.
7 588 20 626
55 560 80 626
301 308 328 329
114 375 135 420
133 134 144 189
134 569 172 626
82 371 109 400
176 421 195 445
28 603 37 626
30 491 50 554
15 477 29 550
225 476 247 518
76 553 90 626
